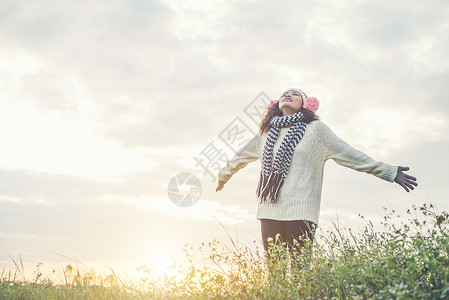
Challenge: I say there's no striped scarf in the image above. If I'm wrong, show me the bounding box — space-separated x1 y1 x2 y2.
256 111 307 203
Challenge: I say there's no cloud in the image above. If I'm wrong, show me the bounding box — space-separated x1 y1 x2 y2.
0 165 254 226
0 167 166 204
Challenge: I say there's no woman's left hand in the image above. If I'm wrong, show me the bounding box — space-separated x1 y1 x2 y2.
394 166 418 192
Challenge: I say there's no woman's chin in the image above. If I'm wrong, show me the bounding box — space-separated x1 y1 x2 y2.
281 107 300 116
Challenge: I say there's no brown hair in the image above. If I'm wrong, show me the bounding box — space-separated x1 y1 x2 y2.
259 101 320 134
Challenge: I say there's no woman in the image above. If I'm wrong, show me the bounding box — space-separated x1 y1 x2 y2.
215 88 417 257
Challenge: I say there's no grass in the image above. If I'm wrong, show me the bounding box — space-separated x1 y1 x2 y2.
1 203 448 299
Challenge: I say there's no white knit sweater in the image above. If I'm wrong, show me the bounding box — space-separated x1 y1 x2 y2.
217 121 398 224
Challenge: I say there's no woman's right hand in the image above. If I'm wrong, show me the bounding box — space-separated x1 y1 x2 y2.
216 180 226 192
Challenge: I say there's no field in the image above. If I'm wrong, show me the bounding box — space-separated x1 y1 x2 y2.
1 203 448 299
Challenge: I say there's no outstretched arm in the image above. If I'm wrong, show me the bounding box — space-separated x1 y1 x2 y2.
394 166 418 192
314 122 397 182
313 122 417 190
216 133 261 192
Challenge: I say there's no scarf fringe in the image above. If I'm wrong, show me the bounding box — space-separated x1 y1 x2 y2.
256 172 285 203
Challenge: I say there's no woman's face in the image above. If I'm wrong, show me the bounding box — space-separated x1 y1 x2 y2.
279 90 303 116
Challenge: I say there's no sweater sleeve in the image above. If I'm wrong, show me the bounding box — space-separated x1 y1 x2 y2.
217 132 261 183
313 122 398 182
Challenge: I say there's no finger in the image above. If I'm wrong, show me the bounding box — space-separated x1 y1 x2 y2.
406 179 418 186
404 181 415 191
398 166 410 172
400 182 410 192
405 175 417 181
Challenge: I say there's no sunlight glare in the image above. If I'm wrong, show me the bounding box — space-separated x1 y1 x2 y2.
146 248 172 272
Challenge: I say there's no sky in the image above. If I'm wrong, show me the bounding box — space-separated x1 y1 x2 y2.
1 0 449 280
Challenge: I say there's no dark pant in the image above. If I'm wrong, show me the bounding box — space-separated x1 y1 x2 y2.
261 219 316 270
